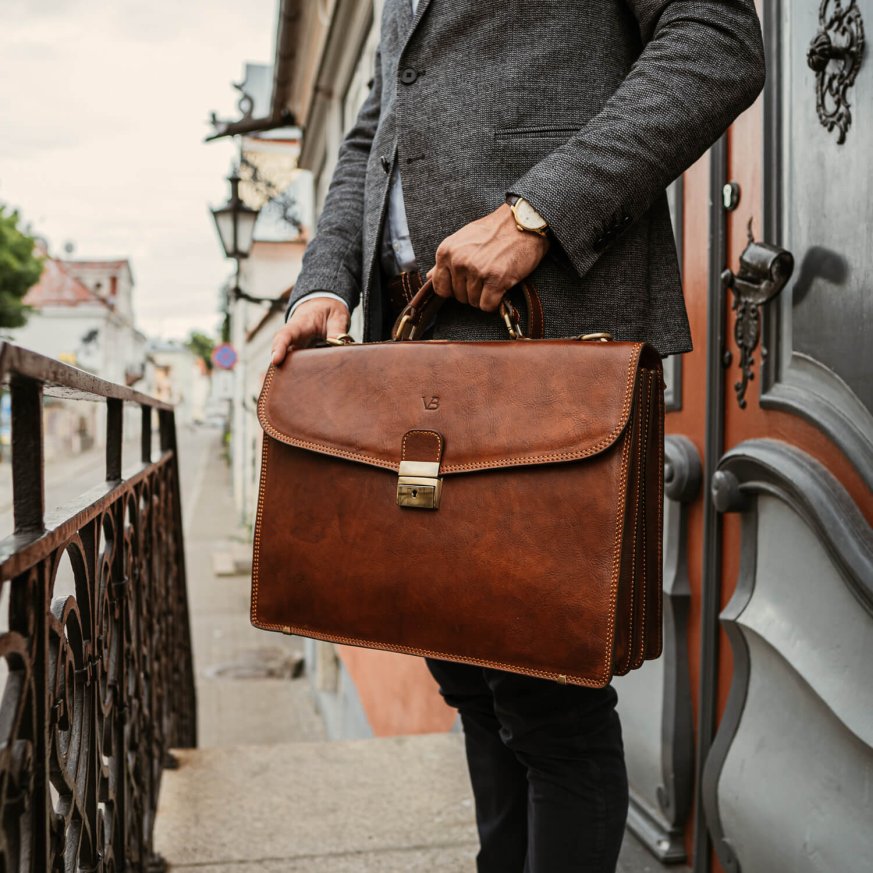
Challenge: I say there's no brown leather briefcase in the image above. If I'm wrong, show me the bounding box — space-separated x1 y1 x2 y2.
251 282 664 687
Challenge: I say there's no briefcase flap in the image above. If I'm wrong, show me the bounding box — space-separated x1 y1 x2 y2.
258 340 656 474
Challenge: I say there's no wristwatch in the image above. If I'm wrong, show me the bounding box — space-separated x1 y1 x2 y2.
507 194 549 238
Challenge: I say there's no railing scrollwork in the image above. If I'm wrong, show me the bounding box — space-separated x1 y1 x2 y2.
0 342 197 872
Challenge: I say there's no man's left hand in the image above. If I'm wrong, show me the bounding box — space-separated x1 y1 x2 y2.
428 204 549 311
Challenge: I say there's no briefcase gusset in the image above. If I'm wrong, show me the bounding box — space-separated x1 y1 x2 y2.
252 338 664 688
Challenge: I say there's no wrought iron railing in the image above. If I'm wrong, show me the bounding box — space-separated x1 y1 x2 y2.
0 343 197 872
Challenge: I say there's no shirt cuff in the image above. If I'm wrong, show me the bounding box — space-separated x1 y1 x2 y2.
286 291 350 321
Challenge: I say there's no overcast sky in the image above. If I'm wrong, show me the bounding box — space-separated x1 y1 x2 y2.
0 0 278 340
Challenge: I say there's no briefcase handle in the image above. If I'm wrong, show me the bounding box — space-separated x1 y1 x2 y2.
391 278 545 341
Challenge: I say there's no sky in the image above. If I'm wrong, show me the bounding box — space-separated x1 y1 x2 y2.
0 0 279 341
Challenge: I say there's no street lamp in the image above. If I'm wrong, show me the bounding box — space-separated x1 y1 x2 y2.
211 169 259 260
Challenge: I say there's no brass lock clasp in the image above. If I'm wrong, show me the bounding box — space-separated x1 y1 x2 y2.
396 460 442 510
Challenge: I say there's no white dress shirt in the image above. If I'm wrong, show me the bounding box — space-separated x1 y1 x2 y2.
289 0 419 319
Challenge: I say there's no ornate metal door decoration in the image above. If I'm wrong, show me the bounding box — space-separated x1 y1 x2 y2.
722 237 795 409
807 0 865 144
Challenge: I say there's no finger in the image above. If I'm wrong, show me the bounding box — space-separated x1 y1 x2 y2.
431 263 453 298
466 273 484 309
479 280 507 313
271 322 302 364
271 326 292 365
326 308 351 340
451 266 470 306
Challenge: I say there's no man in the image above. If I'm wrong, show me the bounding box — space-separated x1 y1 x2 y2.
272 1 765 870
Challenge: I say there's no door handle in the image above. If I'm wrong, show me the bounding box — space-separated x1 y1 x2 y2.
722 239 795 409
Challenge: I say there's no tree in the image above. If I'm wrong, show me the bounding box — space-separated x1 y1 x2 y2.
185 330 216 371
0 205 43 328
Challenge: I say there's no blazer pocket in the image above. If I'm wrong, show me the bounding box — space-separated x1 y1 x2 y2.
493 124 581 141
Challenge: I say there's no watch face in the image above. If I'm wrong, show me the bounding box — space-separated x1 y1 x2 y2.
514 198 547 231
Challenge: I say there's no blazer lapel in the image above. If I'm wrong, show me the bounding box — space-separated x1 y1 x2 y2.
394 0 413 29
400 0 434 54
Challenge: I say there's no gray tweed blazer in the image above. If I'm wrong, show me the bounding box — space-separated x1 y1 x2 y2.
289 0 765 354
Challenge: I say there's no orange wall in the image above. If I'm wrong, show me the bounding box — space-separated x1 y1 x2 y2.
338 647 457 736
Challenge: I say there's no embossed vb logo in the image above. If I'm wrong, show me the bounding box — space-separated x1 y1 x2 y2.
422 395 440 410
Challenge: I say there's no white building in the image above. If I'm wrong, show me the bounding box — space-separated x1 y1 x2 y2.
5 252 149 460
277 0 380 342
212 63 314 527
147 340 212 428
11 254 146 386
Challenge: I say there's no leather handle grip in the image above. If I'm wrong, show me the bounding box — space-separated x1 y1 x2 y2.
391 278 545 341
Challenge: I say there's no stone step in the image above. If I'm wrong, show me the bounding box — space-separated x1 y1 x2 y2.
154 732 676 872
154 733 478 872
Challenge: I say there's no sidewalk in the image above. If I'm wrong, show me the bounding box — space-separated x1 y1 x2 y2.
179 428 325 747
0 433 141 539
155 734 479 872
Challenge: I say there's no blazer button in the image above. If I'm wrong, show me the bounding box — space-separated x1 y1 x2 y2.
380 155 391 174
399 67 419 85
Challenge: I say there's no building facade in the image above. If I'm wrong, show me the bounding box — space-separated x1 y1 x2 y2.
13 253 145 388
213 64 314 528
147 340 212 428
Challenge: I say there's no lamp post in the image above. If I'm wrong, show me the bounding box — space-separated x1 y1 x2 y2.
211 170 278 305
211 169 259 262
210 169 260 523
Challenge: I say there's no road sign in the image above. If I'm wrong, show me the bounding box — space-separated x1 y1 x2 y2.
211 343 238 371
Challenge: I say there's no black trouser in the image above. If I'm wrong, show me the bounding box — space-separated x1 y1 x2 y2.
426 659 628 873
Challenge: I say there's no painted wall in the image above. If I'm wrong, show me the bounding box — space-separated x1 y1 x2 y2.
148 344 212 426
230 239 306 524
338 648 456 737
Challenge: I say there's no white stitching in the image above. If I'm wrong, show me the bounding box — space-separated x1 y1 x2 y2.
250 434 271 627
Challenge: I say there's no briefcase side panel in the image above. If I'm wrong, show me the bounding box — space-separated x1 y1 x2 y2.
644 368 665 660
612 407 639 676
629 370 656 672
251 429 634 688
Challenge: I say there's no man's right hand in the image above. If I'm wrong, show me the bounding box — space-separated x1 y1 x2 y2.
270 298 351 365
